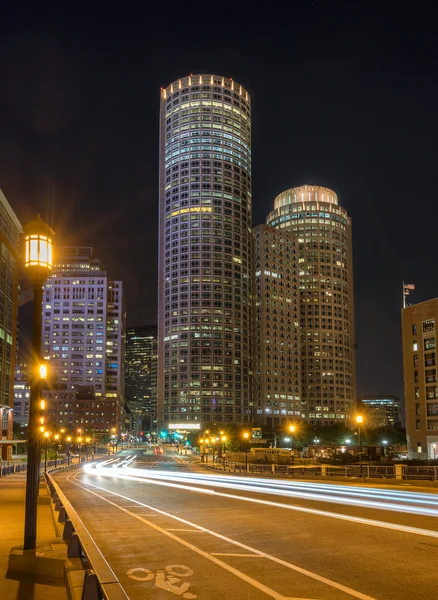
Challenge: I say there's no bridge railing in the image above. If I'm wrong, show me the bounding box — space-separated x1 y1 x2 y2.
0 458 67 477
215 460 438 481
46 468 128 600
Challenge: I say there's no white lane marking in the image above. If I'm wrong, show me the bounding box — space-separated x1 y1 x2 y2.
90 469 438 540
211 553 262 557
166 529 203 532
68 472 377 600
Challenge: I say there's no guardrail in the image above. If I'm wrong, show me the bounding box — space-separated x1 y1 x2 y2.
214 460 438 481
0 458 67 478
46 468 128 600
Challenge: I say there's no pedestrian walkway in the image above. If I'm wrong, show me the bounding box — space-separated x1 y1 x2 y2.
0 472 68 600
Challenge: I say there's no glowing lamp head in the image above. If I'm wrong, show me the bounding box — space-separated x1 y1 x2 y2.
290 425 295 433
356 415 363 424
44 431 49 439
39 364 47 379
67 436 71 442
243 432 249 439
221 435 227 442
23 215 54 282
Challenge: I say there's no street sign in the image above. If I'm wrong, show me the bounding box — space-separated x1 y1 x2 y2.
252 427 262 439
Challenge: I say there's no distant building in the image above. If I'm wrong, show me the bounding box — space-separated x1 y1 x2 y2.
357 395 402 428
13 361 30 427
253 225 301 427
401 299 438 459
0 190 22 459
266 184 356 426
125 325 158 435
41 246 126 435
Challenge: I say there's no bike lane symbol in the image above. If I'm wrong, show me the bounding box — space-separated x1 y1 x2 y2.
127 564 196 598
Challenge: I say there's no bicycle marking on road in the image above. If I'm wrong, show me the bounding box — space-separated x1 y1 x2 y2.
127 564 197 598
66 471 377 600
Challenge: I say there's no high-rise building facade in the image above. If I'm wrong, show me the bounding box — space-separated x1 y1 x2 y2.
266 185 355 426
125 325 158 434
13 361 30 427
0 190 22 459
42 247 126 434
158 74 253 428
357 395 402 427
402 299 438 459
253 225 301 427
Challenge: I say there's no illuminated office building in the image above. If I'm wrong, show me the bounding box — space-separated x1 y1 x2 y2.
357 395 402 427
266 185 355 425
158 74 252 428
42 247 126 433
125 325 158 434
402 299 438 459
253 225 301 427
0 190 21 459
13 361 30 427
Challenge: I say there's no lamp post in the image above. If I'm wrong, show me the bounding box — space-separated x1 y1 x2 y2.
43 431 50 474
356 415 363 475
66 436 71 467
54 434 59 468
23 215 54 550
78 437 83 464
221 435 227 460
243 432 249 471
289 425 295 464
86 437 91 462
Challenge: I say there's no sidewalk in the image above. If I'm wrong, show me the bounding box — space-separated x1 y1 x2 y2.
0 472 68 600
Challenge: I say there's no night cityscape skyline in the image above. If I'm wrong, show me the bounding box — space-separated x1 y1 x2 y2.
2 3 438 409
2 6 438 599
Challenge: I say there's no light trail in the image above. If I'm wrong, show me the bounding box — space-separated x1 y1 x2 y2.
83 462 438 520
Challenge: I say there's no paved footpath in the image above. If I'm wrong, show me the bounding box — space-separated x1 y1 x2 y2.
0 472 67 600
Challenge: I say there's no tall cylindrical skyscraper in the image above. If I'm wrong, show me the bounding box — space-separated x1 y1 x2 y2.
266 185 355 425
158 74 252 429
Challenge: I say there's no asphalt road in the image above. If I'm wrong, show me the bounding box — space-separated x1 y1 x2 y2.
53 449 438 600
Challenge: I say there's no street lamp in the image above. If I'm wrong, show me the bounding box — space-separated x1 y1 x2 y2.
289 425 296 464
54 434 59 468
43 431 50 474
23 214 54 550
86 437 91 461
243 432 249 471
199 438 205 463
356 415 363 475
221 435 227 458
66 436 71 467
78 436 83 463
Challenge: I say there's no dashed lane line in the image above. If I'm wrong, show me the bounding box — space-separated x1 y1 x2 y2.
65 471 377 600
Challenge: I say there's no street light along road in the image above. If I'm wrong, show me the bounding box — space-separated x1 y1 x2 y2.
23 215 54 550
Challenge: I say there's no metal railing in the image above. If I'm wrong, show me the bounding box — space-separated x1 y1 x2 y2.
213 460 438 481
46 468 128 600
0 458 66 477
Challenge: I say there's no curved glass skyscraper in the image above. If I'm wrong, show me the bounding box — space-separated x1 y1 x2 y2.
266 185 355 425
158 74 252 428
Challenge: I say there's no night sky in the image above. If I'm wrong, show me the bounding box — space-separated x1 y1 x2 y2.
1 2 437 409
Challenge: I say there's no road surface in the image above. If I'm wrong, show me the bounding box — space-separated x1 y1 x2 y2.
53 448 438 599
